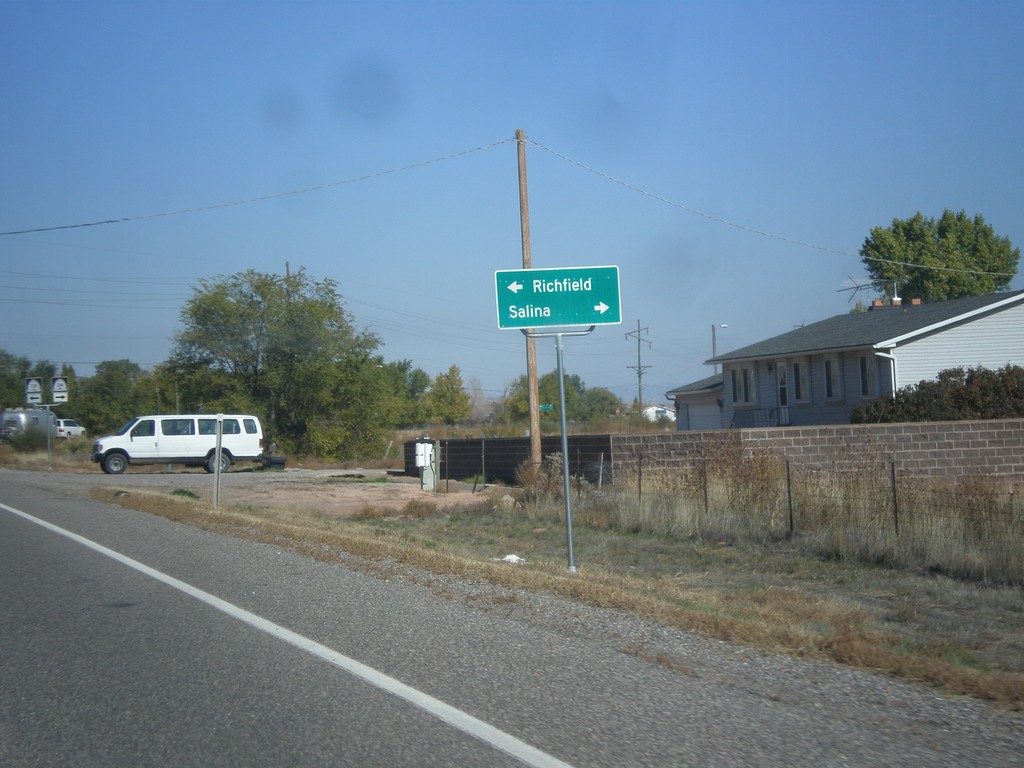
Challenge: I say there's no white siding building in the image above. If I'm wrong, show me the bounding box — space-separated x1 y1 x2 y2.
668 290 1024 429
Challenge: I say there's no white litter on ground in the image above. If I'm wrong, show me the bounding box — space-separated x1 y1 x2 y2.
494 554 527 564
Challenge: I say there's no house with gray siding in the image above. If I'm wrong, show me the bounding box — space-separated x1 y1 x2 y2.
665 375 723 430
668 290 1024 429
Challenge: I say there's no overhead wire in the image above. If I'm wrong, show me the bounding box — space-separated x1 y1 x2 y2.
0 139 516 236
526 138 1017 279
2 135 1011 279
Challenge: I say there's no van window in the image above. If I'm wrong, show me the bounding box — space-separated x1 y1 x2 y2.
243 419 258 434
132 420 155 438
161 418 195 436
199 418 241 435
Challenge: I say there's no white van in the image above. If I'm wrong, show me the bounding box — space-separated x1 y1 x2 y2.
92 414 264 474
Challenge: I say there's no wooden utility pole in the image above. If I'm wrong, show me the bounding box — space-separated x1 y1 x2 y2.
516 129 541 469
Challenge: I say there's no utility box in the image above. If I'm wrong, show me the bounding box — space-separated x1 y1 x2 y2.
415 439 438 492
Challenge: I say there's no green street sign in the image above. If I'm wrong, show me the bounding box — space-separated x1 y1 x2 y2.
495 265 621 329
538 403 554 411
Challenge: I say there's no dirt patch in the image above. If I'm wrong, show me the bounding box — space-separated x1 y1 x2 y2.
218 470 486 517
1 465 494 518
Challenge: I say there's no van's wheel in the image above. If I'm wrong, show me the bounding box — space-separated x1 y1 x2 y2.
102 453 127 474
206 452 231 474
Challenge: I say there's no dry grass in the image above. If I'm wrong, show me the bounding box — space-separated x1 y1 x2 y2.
0 440 91 470
614 443 1024 585
91 482 1024 710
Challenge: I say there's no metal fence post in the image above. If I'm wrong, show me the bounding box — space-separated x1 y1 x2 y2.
637 452 643 504
786 460 794 538
890 461 899 537
701 456 709 516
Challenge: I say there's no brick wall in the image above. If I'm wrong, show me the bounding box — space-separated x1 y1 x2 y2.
405 419 1024 485
609 419 1024 479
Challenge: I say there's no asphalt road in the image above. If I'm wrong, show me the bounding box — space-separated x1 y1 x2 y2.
1 469 1021 767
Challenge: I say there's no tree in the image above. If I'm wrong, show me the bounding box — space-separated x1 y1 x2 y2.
0 350 33 410
499 371 621 424
378 359 431 427
167 268 381 454
422 365 471 425
306 352 396 459
859 210 1018 302
466 376 493 423
578 386 623 420
76 360 152 434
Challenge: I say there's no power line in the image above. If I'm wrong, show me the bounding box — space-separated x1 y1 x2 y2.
0 139 515 236
0 268 190 286
3 134 1013 282
527 138 1017 280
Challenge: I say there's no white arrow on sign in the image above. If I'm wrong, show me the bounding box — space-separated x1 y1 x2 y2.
508 280 524 294
594 301 610 314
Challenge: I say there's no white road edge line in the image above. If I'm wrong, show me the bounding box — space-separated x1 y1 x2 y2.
2 502 576 768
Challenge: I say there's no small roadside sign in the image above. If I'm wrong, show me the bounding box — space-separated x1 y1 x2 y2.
495 265 621 329
52 376 69 404
25 377 42 405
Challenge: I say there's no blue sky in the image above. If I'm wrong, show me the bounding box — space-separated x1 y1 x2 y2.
2 0 1022 406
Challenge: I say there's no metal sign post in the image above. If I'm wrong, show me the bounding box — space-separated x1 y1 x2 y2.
213 413 224 508
521 326 596 573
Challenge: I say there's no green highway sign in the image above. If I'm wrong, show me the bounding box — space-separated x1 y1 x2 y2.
495 265 621 330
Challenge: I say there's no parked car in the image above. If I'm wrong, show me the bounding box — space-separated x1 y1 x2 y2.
55 419 86 439
91 414 264 474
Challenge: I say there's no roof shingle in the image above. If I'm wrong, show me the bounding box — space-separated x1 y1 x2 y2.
711 290 1024 363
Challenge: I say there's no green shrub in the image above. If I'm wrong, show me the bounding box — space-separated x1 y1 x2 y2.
8 429 49 452
852 364 1024 423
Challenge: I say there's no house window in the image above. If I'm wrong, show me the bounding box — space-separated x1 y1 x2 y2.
824 356 843 400
793 359 809 403
777 364 788 407
730 365 757 405
859 355 876 398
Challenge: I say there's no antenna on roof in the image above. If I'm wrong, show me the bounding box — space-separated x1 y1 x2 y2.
837 276 877 302
838 276 903 304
